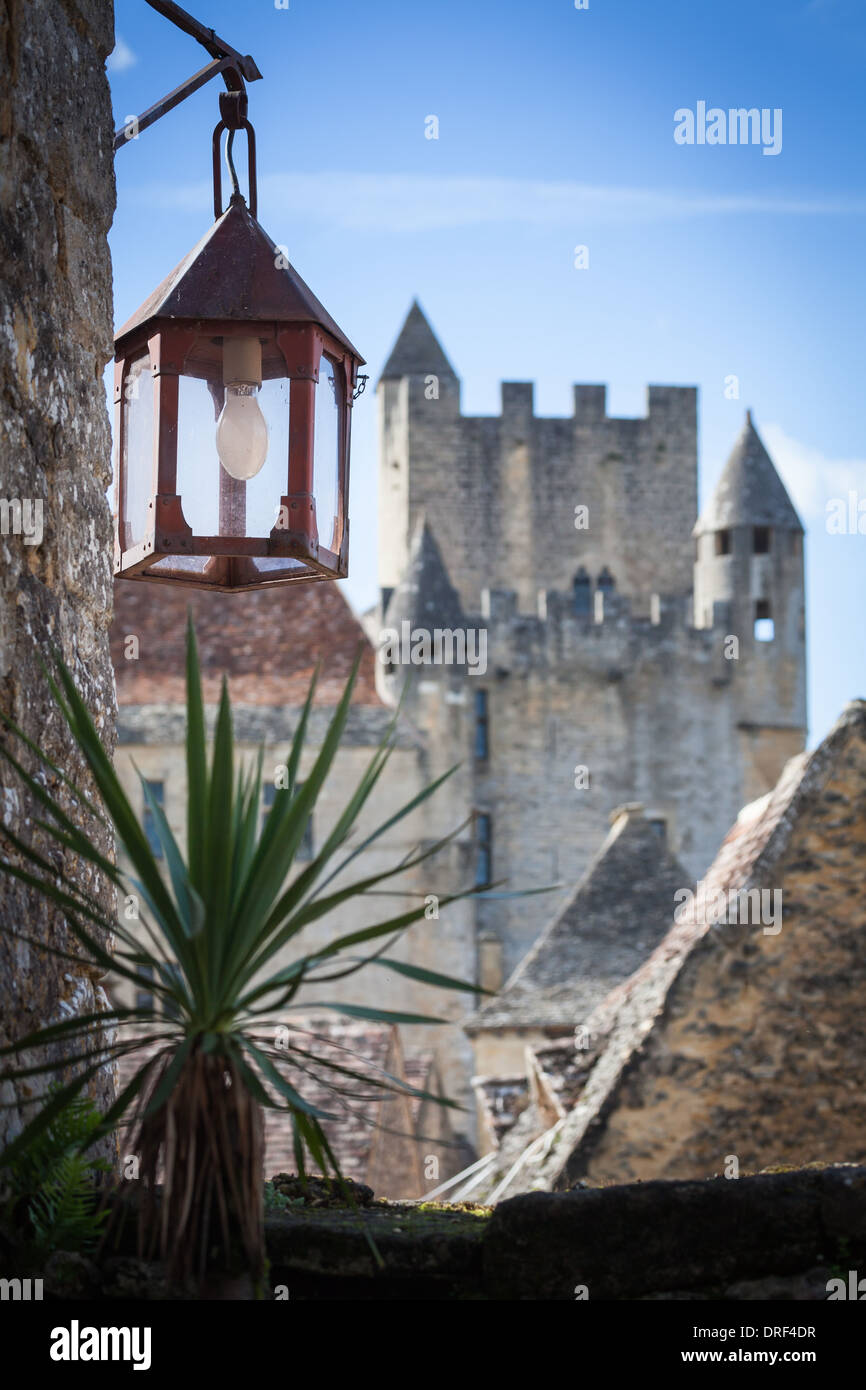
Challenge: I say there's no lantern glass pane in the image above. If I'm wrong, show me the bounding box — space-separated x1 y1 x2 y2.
176 371 290 540
314 355 340 552
120 353 153 550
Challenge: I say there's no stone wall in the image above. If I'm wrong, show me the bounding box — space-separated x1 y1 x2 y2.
380 377 699 617
0 0 117 1144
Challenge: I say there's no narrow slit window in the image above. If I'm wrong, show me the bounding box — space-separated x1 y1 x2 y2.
753 526 771 554
475 812 492 888
475 689 489 761
573 568 591 616
715 530 731 556
597 567 615 594
754 599 775 642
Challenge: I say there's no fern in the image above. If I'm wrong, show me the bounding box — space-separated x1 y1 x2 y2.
4 1087 111 1257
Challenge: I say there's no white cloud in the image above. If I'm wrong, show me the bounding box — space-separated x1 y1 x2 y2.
126 170 866 231
107 37 137 75
760 423 866 521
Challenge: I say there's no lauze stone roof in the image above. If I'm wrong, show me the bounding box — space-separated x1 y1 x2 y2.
467 804 688 1032
473 699 866 1199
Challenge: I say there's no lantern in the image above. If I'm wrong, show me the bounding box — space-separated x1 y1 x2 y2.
113 95 364 591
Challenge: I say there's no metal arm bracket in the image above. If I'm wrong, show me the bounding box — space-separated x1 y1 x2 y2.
113 0 262 153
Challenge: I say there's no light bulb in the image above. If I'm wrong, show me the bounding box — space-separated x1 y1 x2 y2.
216 383 269 481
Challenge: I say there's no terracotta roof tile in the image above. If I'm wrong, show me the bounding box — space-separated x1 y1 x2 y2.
111 578 383 707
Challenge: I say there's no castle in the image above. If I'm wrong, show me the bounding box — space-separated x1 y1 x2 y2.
375 301 807 1007
108 300 807 1172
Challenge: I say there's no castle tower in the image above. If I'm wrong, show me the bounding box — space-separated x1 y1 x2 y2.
378 301 700 618
693 411 807 799
378 301 461 610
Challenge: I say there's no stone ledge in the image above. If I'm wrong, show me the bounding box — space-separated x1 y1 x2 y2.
484 1164 866 1300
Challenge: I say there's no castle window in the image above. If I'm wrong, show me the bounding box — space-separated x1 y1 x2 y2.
753 526 771 554
474 689 489 761
262 781 314 860
597 567 615 593
475 812 492 887
143 780 164 859
573 568 591 616
715 530 731 556
754 600 775 642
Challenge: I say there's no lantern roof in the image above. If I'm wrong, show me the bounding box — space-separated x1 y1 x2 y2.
115 197 363 362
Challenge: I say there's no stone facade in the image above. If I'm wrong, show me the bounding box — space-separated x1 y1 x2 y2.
0 0 117 1145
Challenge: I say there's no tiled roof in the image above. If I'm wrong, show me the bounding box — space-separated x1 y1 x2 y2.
111 578 383 707
467 805 688 1031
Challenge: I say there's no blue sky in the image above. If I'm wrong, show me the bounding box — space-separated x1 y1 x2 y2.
108 0 865 745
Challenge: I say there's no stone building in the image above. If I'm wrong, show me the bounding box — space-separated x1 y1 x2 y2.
0 0 117 1146
465 700 866 1199
375 301 807 1002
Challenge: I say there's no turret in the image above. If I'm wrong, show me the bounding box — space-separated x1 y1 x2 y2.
377 301 460 606
693 411 807 794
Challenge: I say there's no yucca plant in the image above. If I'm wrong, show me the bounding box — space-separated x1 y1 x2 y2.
0 621 493 1290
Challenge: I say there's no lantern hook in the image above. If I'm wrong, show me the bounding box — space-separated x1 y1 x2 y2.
212 90 257 219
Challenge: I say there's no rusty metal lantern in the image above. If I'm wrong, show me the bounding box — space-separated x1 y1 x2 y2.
113 91 365 591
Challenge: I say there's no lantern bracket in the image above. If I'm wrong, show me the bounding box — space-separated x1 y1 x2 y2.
113 0 262 154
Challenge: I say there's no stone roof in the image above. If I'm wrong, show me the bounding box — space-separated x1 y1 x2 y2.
693 411 803 535
466 805 688 1032
474 699 866 1199
111 577 383 707
382 517 464 633
379 300 457 382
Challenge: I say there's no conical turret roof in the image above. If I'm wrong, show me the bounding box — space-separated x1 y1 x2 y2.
379 300 457 381
694 411 802 536
383 516 463 630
